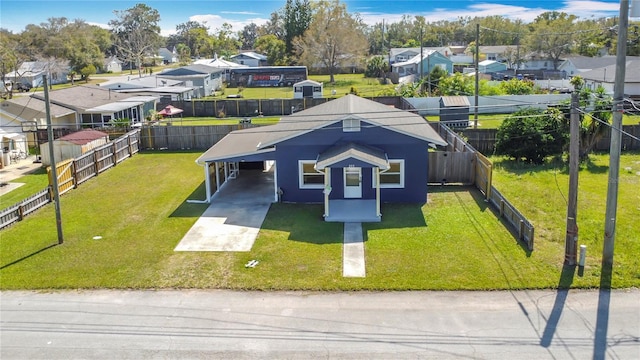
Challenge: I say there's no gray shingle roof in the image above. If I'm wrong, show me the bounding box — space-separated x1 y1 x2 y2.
31 85 137 111
580 60 640 83
197 95 447 164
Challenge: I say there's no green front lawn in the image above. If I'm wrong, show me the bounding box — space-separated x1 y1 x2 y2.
1 151 638 290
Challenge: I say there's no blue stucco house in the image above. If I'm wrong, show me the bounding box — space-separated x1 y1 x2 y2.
196 95 447 222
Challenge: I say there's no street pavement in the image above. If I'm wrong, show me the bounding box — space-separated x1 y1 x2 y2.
1 289 638 359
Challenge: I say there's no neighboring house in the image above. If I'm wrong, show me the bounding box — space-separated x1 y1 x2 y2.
4 61 69 87
558 55 640 77
579 59 640 96
389 47 453 64
449 45 473 65
391 50 453 84
99 76 196 103
196 95 447 222
193 55 247 82
157 65 224 97
478 60 508 74
0 130 28 162
0 86 158 129
293 80 323 99
158 47 178 64
478 46 517 63
230 51 268 67
103 56 123 73
39 129 110 166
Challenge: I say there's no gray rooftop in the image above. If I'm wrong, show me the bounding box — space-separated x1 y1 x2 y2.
197 95 447 164
580 60 640 83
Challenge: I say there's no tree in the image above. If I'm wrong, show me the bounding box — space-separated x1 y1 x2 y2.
364 56 387 78
438 73 474 96
80 64 96 82
239 23 259 50
173 21 209 57
294 0 368 83
421 66 448 96
109 3 162 77
258 10 285 39
175 43 191 65
284 0 312 56
499 78 535 95
525 11 576 70
65 21 107 73
495 107 568 164
211 23 241 58
254 35 287 65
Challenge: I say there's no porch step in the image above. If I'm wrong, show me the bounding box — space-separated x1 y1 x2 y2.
325 199 381 223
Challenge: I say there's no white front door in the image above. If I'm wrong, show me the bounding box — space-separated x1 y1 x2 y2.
343 167 362 198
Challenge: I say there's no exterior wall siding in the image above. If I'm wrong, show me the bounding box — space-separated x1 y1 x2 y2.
274 123 430 203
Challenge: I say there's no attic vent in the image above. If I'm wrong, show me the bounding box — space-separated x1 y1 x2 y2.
343 118 360 132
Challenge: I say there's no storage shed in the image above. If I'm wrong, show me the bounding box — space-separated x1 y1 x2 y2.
40 129 109 166
293 80 323 99
439 96 470 128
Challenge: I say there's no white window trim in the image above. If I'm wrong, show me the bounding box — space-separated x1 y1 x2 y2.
298 160 324 189
373 159 405 188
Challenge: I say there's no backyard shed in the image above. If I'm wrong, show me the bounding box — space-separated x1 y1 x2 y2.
40 129 109 166
293 80 323 99
439 96 470 128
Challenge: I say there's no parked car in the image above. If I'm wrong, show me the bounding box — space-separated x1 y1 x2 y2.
14 82 33 92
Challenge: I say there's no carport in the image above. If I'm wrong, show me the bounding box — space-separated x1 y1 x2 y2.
194 128 278 203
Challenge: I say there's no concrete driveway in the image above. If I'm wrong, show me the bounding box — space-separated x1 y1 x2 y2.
174 168 274 252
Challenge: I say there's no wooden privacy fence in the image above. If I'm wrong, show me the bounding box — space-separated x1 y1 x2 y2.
139 124 258 150
430 122 535 250
0 189 51 230
457 125 640 155
0 130 140 230
173 96 405 118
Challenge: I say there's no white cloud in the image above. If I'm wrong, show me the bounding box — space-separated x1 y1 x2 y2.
559 1 620 19
187 14 268 34
356 1 619 26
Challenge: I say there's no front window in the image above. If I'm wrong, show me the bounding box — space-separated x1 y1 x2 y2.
373 160 404 188
298 160 323 189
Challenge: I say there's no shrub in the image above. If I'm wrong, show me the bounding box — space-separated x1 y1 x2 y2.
495 107 568 164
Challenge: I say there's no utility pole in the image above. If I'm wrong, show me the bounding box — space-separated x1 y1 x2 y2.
602 0 629 266
474 23 479 129
44 75 64 244
420 25 424 83
565 90 580 265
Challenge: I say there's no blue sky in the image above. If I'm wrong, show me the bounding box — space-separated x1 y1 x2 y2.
0 0 623 36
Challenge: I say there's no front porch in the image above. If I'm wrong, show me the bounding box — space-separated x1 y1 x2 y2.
324 199 381 223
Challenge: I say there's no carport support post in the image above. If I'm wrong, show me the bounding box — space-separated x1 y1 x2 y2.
204 162 212 202
375 167 381 216
215 162 220 193
323 168 331 217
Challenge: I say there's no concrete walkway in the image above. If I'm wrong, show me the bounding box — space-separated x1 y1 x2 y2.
174 168 368 275
343 222 366 277
174 169 274 252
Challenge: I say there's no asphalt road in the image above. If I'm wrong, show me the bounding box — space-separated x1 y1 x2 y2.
1 289 638 359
